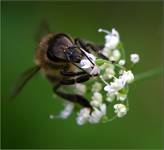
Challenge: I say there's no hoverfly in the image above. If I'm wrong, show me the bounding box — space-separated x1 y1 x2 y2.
11 22 109 109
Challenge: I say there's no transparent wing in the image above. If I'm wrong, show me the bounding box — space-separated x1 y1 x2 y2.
35 19 51 43
10 65 41 99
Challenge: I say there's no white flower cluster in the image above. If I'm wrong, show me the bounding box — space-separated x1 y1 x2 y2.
114 104 127 118
57 102 74 119
52 28 140 125
98 28 121 62
77 104 106 125
104 70 134 94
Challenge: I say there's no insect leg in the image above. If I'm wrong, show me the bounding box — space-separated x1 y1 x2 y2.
75 38 109 60
60 74 90 85
60 69 86 77
53 85 92 109
75 38 92 52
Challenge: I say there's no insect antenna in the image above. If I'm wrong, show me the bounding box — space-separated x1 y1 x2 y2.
63 50 90 76
79 47 95 67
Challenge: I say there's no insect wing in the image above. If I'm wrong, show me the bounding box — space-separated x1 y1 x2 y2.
10 66 40 99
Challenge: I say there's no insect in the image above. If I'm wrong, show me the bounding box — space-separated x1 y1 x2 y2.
10 22 109 110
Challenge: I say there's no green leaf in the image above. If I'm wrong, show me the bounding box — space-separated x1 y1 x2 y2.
96 58 109 66
119 85 129 94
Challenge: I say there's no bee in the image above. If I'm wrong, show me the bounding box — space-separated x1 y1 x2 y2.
11 23 108 109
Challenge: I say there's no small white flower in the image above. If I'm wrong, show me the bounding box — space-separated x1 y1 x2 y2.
88 53 96 62
49 114 55 120
88 109 101 123
81 49 96 62
103 65 115 79
99 103 107 115
110 49 121 61
104 78 126 94
80 59 99 75
76 108 90 125
92 82 102 92
76 117 85 125
80 50 96 68
92 92 102 101
104 85 115 93
101 47 111 58
75 83 86 95
116 92 127 101
90 65 100 75
101 28 120 50
58 102 74 119
90 100 101 108
91 92 103 107
80 59 92 69
99 28 120 60
89 104 106 123
111 78 126 91
119 59 126 66
114 103 127 118
120 70 134 84
130 53 140 64
92 91 103 100
106 93 115 102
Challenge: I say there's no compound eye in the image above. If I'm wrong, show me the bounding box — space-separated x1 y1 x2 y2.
66 46 82 63
47 50 54 61
47 48 66 62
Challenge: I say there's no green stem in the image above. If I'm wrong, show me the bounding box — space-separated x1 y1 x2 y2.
126 98 130 111
103 115 117 123
134 67 163 82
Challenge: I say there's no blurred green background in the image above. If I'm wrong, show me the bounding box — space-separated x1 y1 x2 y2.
1 1 163 149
